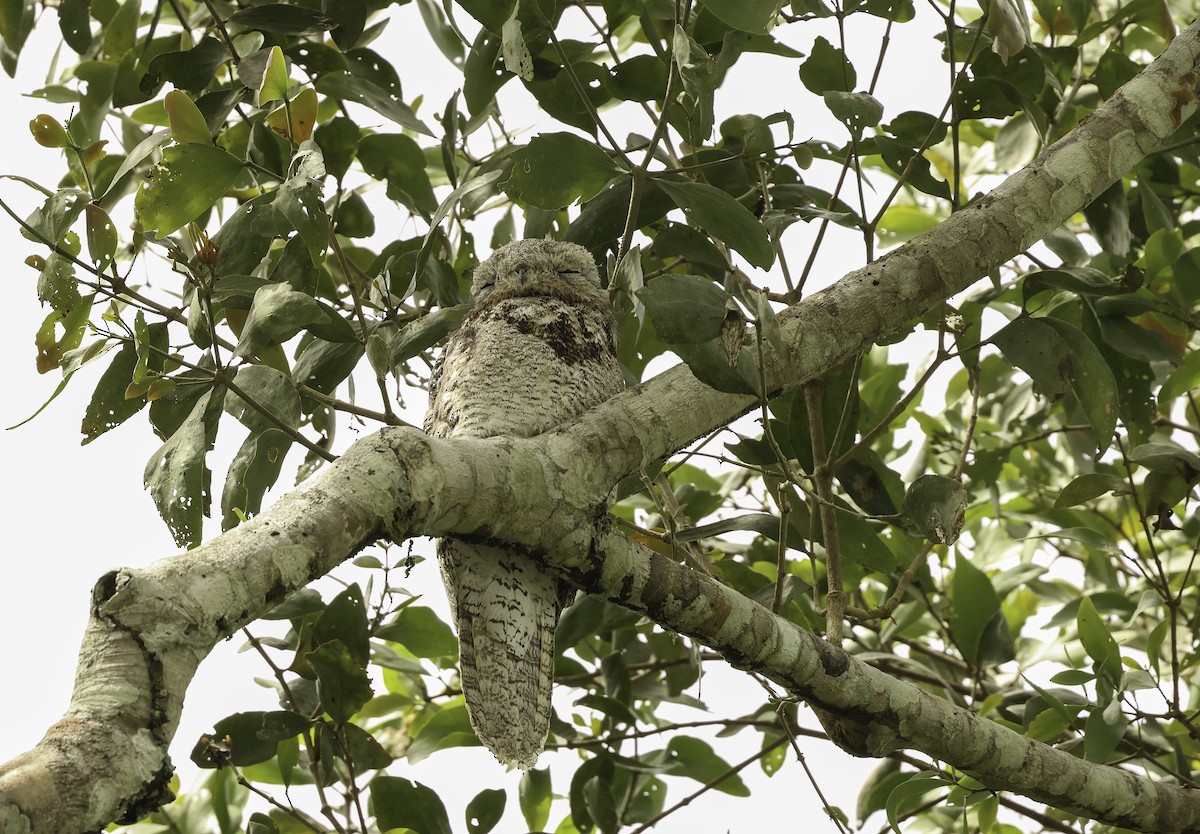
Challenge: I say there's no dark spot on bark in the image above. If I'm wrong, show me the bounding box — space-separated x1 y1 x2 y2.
619 571 635 601
116 762 176 824
814 635 851 676
93 570 120 607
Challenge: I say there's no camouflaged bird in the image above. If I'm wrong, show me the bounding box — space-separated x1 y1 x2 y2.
424 239 624 767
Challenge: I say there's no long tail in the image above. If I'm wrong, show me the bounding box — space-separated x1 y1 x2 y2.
438 539 560 768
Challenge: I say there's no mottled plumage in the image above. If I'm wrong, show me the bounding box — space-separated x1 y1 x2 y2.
424 239 624 768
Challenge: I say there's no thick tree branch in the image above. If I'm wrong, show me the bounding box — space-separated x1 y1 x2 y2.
2 19 1199 834
571 529 1200 832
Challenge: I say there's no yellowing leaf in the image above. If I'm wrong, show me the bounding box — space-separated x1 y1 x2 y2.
164 90 211 144
29 114 70 148
259 45 290 105
265 87 318 143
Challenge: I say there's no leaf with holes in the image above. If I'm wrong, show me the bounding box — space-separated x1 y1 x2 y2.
504 133 621 209
135 144 244 238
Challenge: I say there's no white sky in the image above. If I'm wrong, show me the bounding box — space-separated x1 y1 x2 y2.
0 4 953 832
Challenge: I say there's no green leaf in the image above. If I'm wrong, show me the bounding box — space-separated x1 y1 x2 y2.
100 128 173 202
135 144 244 238
1128 441 1200 476
463 26 511 116
293 338 364 397
315 585 370 668
358 133 438 217
314 116 359 181
405 701 481 762
569 754 615 831
143 387 225 549
503 133 621 209
457 0 516 32
373 776 453 834
1022 266 1140 299
664 737 749 796
146 37 227 92
389 305 469 364
81 342 146 442
220 428 291 530
1041 317 1119 452
799 36 856 93
824 90 884 135
191 711 311 768
229 4 335 37
325 0 366 49
583 776 619 834
365 332 393 380
131 310 153 384
992 317 1118 452
607 54 668 101
500 11 532 81
376 605 458 658
950 556 1002 667
83 204 117 273
100 0 136 59
1055 473 1129 508
1082 180 1131 258
57 0 91 52
653 178 773 269
224 365 301 432
1050 669 1095 685
333 722 393 773
673 338 761 395
519 768 552 832
1161 348 1200 402
165 89 213 143
526 61 611 133
1026 705 1070 742
902 474 967 544
1083 704 1127 763
638 275 731 344
334 191 374 237
22 187 88 251
466 789 506 834
234 283 326 359
1077 596 1123 683
856 760 907 823
674 512 781 542
307 640 373 722
263 175 331 265
314 71 431 135
698 0 782 33
31 290 90 377
885 773 952 834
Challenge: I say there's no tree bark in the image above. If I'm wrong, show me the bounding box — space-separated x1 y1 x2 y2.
1 18 1198 834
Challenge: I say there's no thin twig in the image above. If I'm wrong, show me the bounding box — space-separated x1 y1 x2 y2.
628 736 789 833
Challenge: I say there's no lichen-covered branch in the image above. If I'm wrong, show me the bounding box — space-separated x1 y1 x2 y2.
570 528 1200 832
